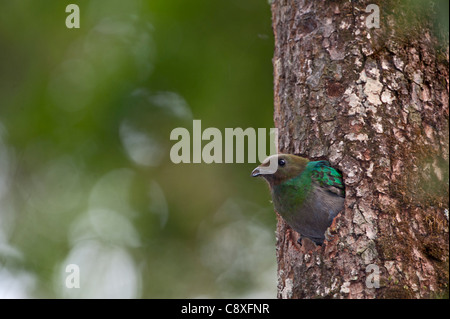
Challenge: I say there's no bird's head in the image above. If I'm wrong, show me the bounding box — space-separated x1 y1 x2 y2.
251 154 309 187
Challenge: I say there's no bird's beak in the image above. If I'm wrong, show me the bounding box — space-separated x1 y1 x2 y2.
251 167 261 177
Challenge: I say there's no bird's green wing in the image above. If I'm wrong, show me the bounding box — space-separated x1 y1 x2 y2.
308 161 345 197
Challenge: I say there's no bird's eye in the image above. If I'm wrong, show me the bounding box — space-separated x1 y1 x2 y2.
278 159 286 166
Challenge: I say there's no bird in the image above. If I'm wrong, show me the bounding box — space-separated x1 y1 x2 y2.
252 154 344 245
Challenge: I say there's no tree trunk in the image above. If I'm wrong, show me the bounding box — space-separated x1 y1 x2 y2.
272 0 449 298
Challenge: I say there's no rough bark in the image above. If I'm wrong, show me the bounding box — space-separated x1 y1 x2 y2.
272 0 449 298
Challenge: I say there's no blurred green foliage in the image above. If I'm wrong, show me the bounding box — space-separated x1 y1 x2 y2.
0 0 276 298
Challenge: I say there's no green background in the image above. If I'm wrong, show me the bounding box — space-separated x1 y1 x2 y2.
0 0 276 298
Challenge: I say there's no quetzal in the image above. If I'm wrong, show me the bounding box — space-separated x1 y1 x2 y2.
252 154 345 245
